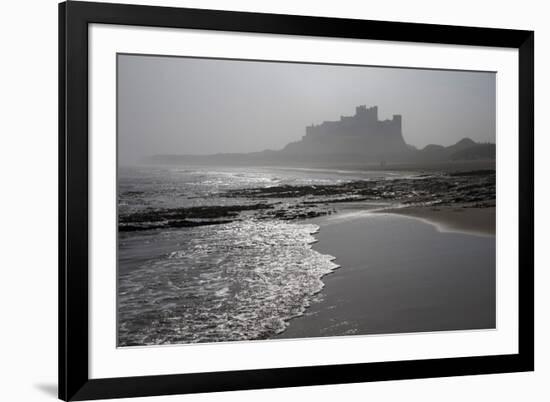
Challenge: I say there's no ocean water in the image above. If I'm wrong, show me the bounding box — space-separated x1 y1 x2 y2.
118 166 398 346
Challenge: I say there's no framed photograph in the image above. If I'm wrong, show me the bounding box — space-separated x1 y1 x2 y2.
59 1 534 400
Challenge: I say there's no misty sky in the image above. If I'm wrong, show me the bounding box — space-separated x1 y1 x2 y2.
118 54 496 165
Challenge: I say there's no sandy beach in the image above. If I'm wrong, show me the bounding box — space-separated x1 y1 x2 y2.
380 206 495 236
276 208 496 339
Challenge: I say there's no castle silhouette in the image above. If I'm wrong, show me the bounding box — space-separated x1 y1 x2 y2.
283 105 409 156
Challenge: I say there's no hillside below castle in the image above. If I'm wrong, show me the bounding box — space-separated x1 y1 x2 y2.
149 105 495 169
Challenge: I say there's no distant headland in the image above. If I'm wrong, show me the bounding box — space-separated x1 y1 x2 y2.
149 105 495 169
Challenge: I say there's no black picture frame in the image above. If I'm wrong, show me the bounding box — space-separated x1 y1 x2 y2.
59 1 534 400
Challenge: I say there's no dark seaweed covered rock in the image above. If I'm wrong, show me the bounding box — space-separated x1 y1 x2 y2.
119 204 271 231
223 170 495 208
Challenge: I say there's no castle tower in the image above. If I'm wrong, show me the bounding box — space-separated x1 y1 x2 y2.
355 105 367 115
392 114 402 132
367 106 378 122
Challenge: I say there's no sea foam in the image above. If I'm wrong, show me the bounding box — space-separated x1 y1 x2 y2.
118 220 338 346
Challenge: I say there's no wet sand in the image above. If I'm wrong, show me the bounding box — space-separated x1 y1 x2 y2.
276 211 496 339
380 206 495 236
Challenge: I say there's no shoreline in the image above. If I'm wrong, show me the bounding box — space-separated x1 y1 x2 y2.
376 205 495 236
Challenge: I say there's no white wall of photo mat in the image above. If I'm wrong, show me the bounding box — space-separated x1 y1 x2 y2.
0 0 548 401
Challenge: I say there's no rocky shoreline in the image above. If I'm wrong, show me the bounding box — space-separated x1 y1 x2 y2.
119 169 495 232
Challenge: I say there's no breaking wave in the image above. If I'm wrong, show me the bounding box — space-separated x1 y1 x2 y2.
118 220 338 346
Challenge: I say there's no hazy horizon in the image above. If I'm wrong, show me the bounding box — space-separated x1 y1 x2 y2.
118 54 496 166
